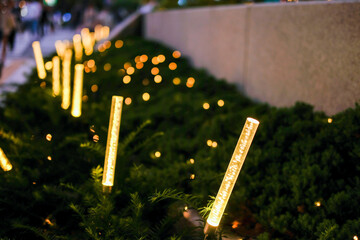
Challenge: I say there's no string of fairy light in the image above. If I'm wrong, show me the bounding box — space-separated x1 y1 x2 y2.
1 22 354 240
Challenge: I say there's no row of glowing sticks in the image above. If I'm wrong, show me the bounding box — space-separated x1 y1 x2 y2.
11 29 260 234
1 95 258 234
32 26 110 117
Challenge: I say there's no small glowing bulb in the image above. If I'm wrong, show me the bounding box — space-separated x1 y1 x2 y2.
90 125 95 133
186 77 195 88
134 56 141 63
123 75 131 84
104 63 111 71
91 84 98 93
136 62 144 69
190 174 195 180
212 141 218 148
45 61 53 70
172 50 181 58
115 40 123 48
98 45 105 52
207 139 213 146
142 78 150 86
157 54 166 63
217 99 225 107
140 54 148 62
46 134 52 141
82 95 88 102
169 62 177 70
104 40 111 49
203 102 210 110
173 77 181 85
127 67 135 75
184 206 188 211
88 59 95 68
154 75 162 83
93 135 99 142
124 62 132 69
155 151 161 158
328 118 333 123
118 69 125 76
189 158 195 164
354 236 358 240
124 97 132 105
151 67 159 75
33 182 36 185
142 92 150 101
40 81 46 89
47 156 52 161
151 57 159 65
232 220 240 229
315 201 321 207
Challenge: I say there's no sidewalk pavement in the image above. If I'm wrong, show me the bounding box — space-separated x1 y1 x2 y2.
0 28 75 94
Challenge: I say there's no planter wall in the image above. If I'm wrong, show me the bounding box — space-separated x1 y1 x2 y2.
144 1 360 115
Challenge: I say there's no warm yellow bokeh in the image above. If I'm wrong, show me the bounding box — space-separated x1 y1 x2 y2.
142 92 150 101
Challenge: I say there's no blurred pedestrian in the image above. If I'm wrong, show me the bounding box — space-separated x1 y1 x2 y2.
0 0 17 77
22 0 42 36
82 3 97 30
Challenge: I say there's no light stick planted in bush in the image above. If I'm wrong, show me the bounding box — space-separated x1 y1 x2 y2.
71 64 84 117
102 96 124 193
32 41 46 79
0 148 12 171
52 56 60 96
73 34 83 62
61 49 72 110
204 117 259 235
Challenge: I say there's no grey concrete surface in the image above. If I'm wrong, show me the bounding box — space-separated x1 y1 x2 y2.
145 1 360 115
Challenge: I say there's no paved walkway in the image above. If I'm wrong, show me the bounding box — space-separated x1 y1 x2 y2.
0 28 75 94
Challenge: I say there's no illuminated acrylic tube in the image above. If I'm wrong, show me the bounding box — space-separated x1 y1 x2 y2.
0 148 12 171
52 56 60 96
205 117 259 233
32 41 46 79
94 24 103 41
101 26 110 40
61 49 72 110
73 34 83 62
102 96 124 193
71 64 84 117
55 40 66 59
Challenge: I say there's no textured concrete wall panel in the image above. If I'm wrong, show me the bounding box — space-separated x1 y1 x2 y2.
145 2 360 115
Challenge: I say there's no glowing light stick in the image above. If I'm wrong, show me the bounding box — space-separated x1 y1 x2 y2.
102 96 124 193
205 118 259 234
52 56 60 96
61 49 72 110
32 41 46 79
101 26 110 39
94 24 103 41
71 64 84 117
73 34 83 62
81 28 93 55
55 40 66 59
0 148 12 171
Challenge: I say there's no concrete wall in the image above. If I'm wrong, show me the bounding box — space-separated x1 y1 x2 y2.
144 1 360 115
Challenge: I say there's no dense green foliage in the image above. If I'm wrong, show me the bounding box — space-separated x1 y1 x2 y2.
0 37 359 239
